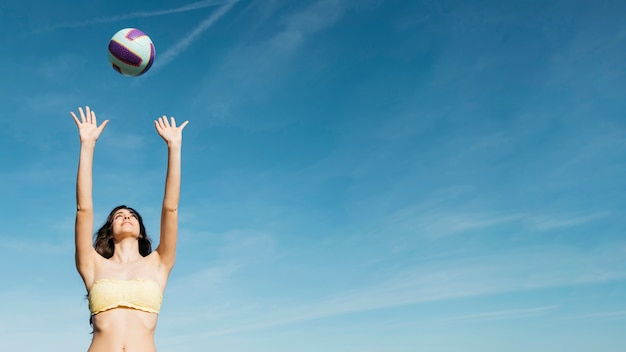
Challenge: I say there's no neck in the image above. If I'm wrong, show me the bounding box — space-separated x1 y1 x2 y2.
111 237 142 263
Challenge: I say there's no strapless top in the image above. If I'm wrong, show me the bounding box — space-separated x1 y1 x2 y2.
88 278 162 315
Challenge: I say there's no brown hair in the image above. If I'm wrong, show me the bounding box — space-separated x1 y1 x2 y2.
93 205 152 258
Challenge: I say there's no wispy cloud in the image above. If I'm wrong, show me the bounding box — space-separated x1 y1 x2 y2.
442 305 559 322
0 237 71 254
564 310 626 321
39 0 228 32
0 287 90 351
155 0 239 70
269 0 347 54
523 212 611 231
190 0 351 123
384 207 523 239
160 244 626 339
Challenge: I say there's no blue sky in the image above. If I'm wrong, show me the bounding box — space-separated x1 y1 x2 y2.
1 0 625 351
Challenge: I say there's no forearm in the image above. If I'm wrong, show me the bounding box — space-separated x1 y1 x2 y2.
76 142 96 212
162 144 182 211
75 141 96 264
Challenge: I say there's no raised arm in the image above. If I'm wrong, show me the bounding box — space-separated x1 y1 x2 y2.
71 106 108 281
154 116 188 269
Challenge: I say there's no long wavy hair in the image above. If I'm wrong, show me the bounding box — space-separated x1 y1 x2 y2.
93 205 152 258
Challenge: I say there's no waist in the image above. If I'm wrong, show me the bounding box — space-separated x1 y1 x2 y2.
88 335 156 352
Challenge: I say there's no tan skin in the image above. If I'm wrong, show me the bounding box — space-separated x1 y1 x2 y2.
72 106 188 352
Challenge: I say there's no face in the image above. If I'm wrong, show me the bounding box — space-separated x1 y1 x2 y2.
111 208 140 237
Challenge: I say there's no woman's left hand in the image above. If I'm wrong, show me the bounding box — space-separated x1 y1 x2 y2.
154 116 189 147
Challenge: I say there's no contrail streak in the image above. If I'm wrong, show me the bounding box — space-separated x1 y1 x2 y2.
155 0 238 70
41 0 227 31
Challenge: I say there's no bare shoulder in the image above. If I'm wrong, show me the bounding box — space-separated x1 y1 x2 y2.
80 252 109 290
145 251 173 284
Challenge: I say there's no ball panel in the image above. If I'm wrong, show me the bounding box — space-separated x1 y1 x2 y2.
126 28 147 41
108 40 143 67
108 52 144 76
137 43 155 76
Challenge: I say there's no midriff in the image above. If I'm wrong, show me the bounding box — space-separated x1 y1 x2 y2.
88 307 158 352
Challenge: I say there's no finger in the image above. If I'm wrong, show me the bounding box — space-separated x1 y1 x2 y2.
85 106 92 123
179 120 189 130
70 111 80 125
170 116 176 127
155 118 166 131
162 115 171 128
78 107 86 123
157 116 166 128
91 110 97 125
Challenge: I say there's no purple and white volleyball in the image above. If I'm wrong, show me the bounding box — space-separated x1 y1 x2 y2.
108 28 155 77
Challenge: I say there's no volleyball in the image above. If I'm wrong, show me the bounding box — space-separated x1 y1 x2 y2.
108 28 155 77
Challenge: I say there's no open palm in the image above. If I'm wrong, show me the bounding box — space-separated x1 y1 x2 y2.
71 106 109 143
154 116 188 147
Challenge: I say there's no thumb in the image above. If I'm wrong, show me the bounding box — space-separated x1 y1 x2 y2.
98 120 110 133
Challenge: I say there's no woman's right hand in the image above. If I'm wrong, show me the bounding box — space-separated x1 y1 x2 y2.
71 106 109 143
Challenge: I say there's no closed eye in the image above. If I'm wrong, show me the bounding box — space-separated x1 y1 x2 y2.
113 212 138 220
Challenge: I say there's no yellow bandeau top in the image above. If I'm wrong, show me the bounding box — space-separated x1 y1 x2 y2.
88 278 162 315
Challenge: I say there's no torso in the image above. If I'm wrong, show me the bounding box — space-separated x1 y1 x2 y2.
83 251 170 352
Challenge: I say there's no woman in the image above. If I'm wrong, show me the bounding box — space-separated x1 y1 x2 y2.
72 106 188 352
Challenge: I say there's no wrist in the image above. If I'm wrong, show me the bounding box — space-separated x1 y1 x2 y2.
80 140 97 148
167 142 182 150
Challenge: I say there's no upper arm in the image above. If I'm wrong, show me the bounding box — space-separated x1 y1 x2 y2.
155 206 178 270
75 208 96 282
